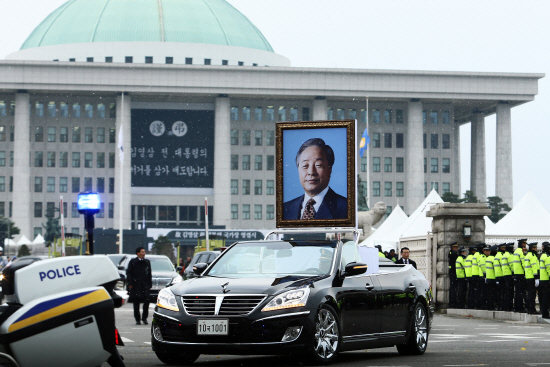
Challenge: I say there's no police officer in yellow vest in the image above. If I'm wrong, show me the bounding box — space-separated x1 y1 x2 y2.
479 246 490 309
456 247 468 309
539 242 550 319
376 245 385 258
448 242 459 308
474 243 485 309
503 243 515 311
525 242 540 314
513 239 527 312
493 244 504 310
485 245 498 311
465 246 478 309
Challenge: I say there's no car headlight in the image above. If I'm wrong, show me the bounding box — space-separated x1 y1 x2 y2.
157 288 179 312
262 287 310 312
170 275 183 285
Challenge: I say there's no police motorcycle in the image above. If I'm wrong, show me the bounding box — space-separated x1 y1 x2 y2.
0 255 127 367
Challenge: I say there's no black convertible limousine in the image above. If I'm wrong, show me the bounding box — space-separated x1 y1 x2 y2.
152 240 434 365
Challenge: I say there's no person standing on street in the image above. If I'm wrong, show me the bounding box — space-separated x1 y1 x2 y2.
493 244 504 310
484 246 497 311
513 239 527 312
473 244 484 309
478 245 489 309
456 247 468 308
126 247 153 325
524 242 540 314
395 247 417 269
503 243 515 311
448 243 459 308
539 242 550 319
465 246 477 309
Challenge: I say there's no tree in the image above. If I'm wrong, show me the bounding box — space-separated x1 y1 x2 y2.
18 244 30 257
442 192 462 203
151 235 176 263
42 207 61 247
486 196 512 223
0 217 20 257
462 190 479 203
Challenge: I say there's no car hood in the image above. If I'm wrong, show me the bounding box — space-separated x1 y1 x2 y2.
170 275 326 296
152 270 178 279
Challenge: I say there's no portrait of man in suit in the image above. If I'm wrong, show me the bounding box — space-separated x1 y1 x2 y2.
283 138 347 220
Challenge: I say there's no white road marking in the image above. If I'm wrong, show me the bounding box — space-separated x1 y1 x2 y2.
121 337 134 343
144 342 151 345
444 365 489 366
432 329 456 331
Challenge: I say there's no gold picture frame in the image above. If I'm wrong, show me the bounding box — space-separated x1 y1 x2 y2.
276 120 356 228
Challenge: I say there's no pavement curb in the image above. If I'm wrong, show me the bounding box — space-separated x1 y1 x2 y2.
446 308 550 324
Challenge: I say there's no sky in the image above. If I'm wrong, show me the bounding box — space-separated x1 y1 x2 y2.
0 0 549 212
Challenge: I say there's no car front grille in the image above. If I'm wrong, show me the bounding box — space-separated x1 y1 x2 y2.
181 295 266 316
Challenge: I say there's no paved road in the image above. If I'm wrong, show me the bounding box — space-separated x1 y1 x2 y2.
108 303 550 367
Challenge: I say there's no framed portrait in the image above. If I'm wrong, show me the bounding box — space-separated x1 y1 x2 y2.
276 120 356 228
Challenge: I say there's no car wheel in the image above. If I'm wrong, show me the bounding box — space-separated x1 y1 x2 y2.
154 350 200 365
396 301 428 355
305 304 341 365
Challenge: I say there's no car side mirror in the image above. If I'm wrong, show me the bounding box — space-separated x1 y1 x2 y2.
176 266 183 272
343 262 368 277
193 263 208 275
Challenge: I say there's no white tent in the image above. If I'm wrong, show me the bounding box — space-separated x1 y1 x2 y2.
399 189 444 239
16 235 32 246
32 234 45 245
359 189 443 251
484 216 495 231
3 238 16 246
486 190 550 240
359 205 408 249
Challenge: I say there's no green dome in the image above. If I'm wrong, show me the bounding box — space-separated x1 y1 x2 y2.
21 0 274 52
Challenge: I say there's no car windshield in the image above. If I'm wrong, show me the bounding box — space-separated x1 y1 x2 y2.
149 258 174 272
206 241 336 278
108 255 125 266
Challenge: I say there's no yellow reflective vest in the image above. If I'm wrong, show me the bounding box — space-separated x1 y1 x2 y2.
501 251 513 276
465 254 474 278
512 248 525 275
485 255 496 280
478 254 487 277
540 253 549 281
456 256 466 279
472 252 480 276
524 252 535 279
494 252 503 278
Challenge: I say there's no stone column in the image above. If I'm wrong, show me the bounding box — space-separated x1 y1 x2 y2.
213 95 231 228
312 97 327 120
12 92 31 238
114 93 132 230
495 102 513 207
426 203 491 308
470 113 486 202
453 119 461 196
405 99 424 214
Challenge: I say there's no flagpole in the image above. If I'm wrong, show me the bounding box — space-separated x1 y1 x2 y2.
118 93 124 254
366 97 371 209
60 195 65 256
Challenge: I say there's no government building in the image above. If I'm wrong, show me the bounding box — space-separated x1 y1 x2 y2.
0 0 542 239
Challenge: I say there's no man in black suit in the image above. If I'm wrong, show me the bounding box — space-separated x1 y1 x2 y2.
283 138 347 220
395 247 417 269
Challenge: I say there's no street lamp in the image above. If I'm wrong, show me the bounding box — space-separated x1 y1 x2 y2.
77 192 101 255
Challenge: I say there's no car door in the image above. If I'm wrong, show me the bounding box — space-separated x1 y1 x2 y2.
339 274 382 339
375 270 413 334
337 241 383 339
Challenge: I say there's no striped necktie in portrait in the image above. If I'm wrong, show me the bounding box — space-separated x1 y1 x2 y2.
301 198 316 220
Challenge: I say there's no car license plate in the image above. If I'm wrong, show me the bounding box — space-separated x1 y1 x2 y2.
197 319 228 335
